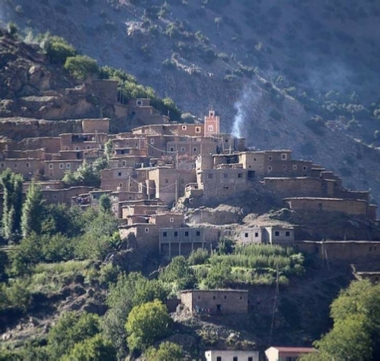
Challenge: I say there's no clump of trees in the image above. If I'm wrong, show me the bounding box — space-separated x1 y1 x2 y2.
301 280 380 361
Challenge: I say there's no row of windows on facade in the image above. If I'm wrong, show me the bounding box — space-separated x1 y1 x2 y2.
244 231 292 238
162 230 201 237
64 146 94 150
208 173 244 179
48 163 72 169
197 295 244 300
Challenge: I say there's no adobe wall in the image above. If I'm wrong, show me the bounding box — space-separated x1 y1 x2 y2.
82 118 110 133
285 198 369 217
296 241 380 262
0 159 43 180
264 177 323 197
5 137 61 153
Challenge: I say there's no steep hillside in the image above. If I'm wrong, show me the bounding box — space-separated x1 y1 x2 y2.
2 0 380 206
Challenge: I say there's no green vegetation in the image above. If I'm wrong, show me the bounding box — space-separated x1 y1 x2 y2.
145 341 184 361
126 299 172 352
301 280 380 361
64 55 99 80
42 35 77 64
0 169 23 241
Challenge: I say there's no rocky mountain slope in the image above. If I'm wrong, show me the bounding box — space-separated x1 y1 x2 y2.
1 0 380 207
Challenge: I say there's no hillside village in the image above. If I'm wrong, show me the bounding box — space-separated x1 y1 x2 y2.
2 26 380 360
1 76 380 267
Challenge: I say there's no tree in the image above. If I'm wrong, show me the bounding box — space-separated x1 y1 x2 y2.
64 55 99 80
42 35 77 64
145 342 184 361
204 261 231 289
99 194 112 213
61 334 116 361
48 312 101 359
126 300 172 352
0 169 23 241
159 256 196 291
103 273 169 358
302 280 380 360
21 182 45 238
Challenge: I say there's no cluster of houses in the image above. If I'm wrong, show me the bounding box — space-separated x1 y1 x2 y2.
1 102 379 262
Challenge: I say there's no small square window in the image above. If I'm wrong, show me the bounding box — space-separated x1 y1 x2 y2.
275 231 280 236
14 163 18 168
165 179 169 184
196 231 201 237
118 172 122 177
268 166 272 172
208 125 213 131
195 127 201 133
281 153 287 160
303 166 308 171
150 139 154 144
269 156 273 161
145 228 149 233
238 173 243 178
255 232 259 237
49 164 53 169
224 295 227 299
181 147 185 152
59 163 64 169
170 217 174 222
193 147 197 152
26 163 30 168
253 158 256 161
66 163 71 169
163 232 167 237
286 231 290 237
245 233 249 238
185 231 189 237
170 147 174 152
0 163 4 168
174 231 178 237
293 165 297 170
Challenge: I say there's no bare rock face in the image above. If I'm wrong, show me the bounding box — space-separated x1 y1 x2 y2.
28 65 52 90
186 205 244 225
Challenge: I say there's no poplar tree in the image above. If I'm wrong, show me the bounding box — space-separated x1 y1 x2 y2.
21 182 45 238
0 169 23 241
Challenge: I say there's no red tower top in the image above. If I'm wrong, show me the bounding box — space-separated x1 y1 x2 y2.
204 110 220 137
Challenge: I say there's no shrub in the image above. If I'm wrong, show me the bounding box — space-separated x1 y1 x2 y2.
64 55 99 80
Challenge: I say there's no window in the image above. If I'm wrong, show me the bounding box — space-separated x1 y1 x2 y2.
118 172 122 177
14 163 18 168
170 147 174 152
66 163 71 169
59 163 64 169
165 179 169 184
213 296 216 300
268 166 272 172
240 296 243 300
182 125 187 130
281 153 288 160
75 147 79 150
275 231 280 236
208 125 214 131
150 139 154 144
193 147 197 152
122 161 126 166
174 231 178 237
170 217 174 222
145 228 149 233
49 164 53 169
195 127 201 133
217 357 222 361
0 163 4 168
269 156 273 161
282 165 287 170
303 166 308 171
197 296 201 300
196 231 201 237
293 164 297 170
185 231 189 237
86 146 90 149
210 111 215 117
245 233 249 238
238 173 243 178
233 357 238 361
224 295 227 299
163 232 167 237
286 231 290 237
253 158 256 161
208 174 213 179
248 358 253 361
255 232 259 237
136 100 142 106
181 147 185 152
26 162 30 168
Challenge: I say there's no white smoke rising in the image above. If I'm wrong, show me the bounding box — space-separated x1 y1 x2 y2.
231 86 255 138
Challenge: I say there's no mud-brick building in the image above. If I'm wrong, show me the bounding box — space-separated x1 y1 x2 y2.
180 289 248 315
237 226 294 245
159 227 219 258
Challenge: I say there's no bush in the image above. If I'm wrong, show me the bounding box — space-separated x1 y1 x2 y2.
188 248 209 265
43 35 77 64
126 300 172 352
64 55 99 80
145 342 184 361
